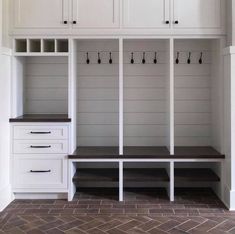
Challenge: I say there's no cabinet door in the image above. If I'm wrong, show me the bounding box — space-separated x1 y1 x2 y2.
123 0 170 28
13 0 69 29
173 0 221 29
72 0 119 28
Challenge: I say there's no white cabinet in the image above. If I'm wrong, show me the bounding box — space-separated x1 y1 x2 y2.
72 0 119 28
123 0 170 28
173 0 221 29
12 124 69 193
13 0 69 29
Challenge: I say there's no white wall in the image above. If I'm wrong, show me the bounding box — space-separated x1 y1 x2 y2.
0 48 12 211
0 0 12 211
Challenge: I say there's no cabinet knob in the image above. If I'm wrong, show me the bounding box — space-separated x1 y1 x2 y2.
174 20 179 24
165 20 169 24
73 21 77 24
63 20 68 24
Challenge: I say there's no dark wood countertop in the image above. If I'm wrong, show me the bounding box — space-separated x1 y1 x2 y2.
9 114 71 123
68 147 225 159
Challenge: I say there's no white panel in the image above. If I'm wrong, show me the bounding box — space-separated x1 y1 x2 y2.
13 155 67 189
14 0 69 28
123 0 169 28
73 0 119 28
174 0 221 29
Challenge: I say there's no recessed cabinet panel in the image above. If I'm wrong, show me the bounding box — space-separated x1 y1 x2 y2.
72 0 119 28
123 0 170 28
13 0 69 28
173 0 221 29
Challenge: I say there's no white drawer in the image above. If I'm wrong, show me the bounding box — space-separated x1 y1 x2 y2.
13 140 68 154
13 126 68 140
13 155 67 189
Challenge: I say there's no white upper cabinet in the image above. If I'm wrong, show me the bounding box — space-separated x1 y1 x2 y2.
11 0 225 34
13 0 69 29
173 0 221 29
123 0 170 28
72 0 119 28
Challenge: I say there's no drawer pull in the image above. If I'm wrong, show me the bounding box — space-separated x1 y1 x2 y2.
30 131 51 134
30 145 51 148
30 170 51 173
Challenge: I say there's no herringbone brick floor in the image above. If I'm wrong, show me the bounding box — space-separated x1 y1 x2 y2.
1 188 235 234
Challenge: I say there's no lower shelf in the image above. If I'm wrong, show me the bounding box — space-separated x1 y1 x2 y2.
72 168 169 187
175 168 220 182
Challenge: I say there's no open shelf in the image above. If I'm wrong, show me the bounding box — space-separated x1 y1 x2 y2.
43 39 55 53
175 168 220 182
72 162 119 189
12 56 69 116
29 39 41 53
15 39 27 53
73 169 119 183
56 39 69 52
124 168 169 182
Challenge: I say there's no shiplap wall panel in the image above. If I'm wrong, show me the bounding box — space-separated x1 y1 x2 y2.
174 40 212 146
76 40 119 146
124 40 168 146
24 57 68 114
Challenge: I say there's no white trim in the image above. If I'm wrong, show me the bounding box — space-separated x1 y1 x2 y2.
0 184 12 212
223 46 235 55
14 193 67 200
119 161 123 201
1 47 12 56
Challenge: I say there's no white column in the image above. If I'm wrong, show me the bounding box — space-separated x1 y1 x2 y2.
119 38 124 155
119 161 123 201
223 47 235 210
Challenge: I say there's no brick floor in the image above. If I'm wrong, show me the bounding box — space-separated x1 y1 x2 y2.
1 188 235 233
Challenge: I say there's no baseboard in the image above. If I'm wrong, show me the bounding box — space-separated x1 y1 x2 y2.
0 184 13 212
14 193 68 200
223 184 235 210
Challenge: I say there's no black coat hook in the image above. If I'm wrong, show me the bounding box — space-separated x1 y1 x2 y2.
109 52 113 64
86 52 90 64
131 52 134 64
154 52 157 64
199 52 203 64
98 52 101 64
187 52 191 64
142 52 146 64
176 52 180 64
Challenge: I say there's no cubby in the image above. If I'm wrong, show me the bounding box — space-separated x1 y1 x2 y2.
76 39 119 149
174 39 223 153
12 56 69 116
56 39 69 53
43 39 55 53
123 39 171 153
29 39 41 53
15 39 27 53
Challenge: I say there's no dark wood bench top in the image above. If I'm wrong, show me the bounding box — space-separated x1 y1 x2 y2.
68 147 225 159
9 114 71 123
